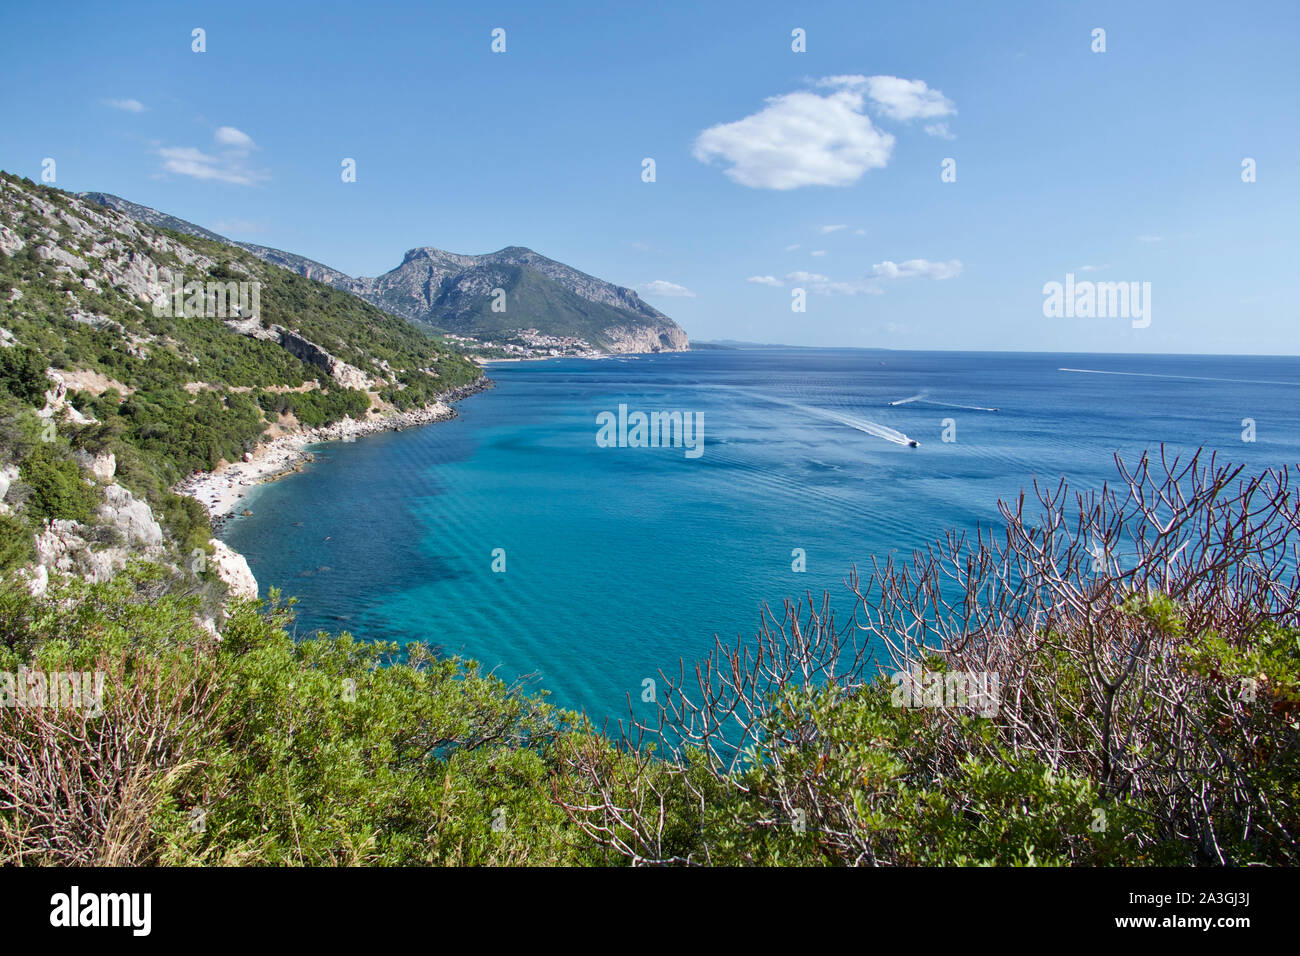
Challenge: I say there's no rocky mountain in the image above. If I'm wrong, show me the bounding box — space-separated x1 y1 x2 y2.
80 193 689 354
81 191 370 295
363 246 688 353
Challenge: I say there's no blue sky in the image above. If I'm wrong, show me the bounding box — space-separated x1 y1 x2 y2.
1 0 1297 353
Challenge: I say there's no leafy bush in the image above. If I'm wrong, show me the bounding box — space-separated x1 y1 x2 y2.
18 443 98 523
0 514 33 572
0 346 48 405
0 571 601 866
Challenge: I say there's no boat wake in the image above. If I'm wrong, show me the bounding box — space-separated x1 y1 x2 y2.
815 407 916 446
921 400 1000 412
729 388 918 446
1060 368 1300 387
889 392 997 412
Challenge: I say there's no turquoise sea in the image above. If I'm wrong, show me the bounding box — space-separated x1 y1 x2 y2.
221 349 1300 725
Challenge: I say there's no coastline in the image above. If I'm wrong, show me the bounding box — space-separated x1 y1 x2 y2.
175 377 493 526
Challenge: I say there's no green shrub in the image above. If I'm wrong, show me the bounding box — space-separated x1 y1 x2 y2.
0 346 48 405
18 443 98 523
0 513 33 572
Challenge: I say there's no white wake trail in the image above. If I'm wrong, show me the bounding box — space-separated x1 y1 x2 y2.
922 400 1000 412
1060 368 1300 388
726 387 917 446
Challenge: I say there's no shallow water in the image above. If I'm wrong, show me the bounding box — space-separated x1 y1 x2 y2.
222 349 1300 724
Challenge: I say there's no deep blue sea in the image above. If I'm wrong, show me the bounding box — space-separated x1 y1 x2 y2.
221 349 1300 724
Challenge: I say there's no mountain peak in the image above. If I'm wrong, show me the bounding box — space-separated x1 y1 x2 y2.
76 193 687 354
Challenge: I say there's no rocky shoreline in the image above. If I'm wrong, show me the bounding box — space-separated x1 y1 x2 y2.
176 377 493 529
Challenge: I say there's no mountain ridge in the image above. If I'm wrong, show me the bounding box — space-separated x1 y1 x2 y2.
80 192 689 354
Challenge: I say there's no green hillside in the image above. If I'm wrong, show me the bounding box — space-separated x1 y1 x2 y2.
0 170 482 570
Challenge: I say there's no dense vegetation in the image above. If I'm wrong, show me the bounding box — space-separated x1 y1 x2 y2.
0 170 481 556
1 453 1296 866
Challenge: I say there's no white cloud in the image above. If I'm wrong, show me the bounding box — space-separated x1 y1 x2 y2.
810 250 827 257
214 126 257 150
854 228 867 236
747 275 783 287
924 122 956 140
1078 263 1110 273
638 280 696 298
785 270 881 296
872 258 963 280
785 244 801 251
819 224 847 234
104 98 146 113
849 75 957 122
693 79 895 189
155 126 266 185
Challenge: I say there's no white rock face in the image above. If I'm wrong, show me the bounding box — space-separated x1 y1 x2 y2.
34 520 100 579
39 372 97 425
91 451 116 481
98 484 163 548
35 243 88 272
210 539 258 599
331 360 371 390
0 223 25 257
23 564 49 597
0 464 16 505
31 485 164 584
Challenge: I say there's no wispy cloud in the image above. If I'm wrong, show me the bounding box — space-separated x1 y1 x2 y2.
214 126 256 149
819 224 847 234
638 279 696 298
872 258 963 280
103 98 147 113
810 250 827 257
849 75 957 122
747 275 783 287
785 270 882 296
155 126 266 186
924 122 956 140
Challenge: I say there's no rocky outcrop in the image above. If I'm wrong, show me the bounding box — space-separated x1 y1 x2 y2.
98 484 163 549
601 323 691 354
91 451 116 481
210 539 258 599
35 243 88 272
72 449 117 481
0 223 24 257
27 484 163 590
39 372 97 426
274 328 371 389
0 464 17 514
